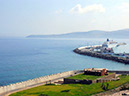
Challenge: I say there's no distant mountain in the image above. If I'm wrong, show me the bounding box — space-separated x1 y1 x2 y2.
27 29 129 38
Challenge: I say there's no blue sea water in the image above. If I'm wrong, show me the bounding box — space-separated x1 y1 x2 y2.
0 38 129 86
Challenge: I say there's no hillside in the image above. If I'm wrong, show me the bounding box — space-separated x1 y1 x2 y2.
27 29 129 38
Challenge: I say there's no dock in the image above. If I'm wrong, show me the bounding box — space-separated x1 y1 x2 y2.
73 45 129 64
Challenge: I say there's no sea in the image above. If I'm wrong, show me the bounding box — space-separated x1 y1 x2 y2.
0 38 129 86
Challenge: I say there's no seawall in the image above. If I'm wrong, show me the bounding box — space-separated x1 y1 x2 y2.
108 70 129 74
0 70 82 96
73 46 129 64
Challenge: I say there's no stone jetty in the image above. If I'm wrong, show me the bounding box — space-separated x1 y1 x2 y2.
73 46 129 64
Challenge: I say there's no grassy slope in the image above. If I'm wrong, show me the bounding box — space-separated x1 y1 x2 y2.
10 75 129 96
67 74 103 80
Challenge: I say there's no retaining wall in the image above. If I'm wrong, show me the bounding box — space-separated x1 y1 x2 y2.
96 73 116 83
100 73 116 79
64 78 93 84
108 70 129 74
0 70 82 95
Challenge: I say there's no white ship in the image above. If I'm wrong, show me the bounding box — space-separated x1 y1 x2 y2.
102 39 118 48
101 39 126 54
102 39 126 48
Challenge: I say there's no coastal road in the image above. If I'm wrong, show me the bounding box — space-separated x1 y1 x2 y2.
1 71 83 96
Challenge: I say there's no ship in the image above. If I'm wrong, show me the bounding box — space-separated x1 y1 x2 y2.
101 39 126 54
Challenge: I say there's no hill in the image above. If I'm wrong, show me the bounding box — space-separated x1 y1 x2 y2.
27 29 129 38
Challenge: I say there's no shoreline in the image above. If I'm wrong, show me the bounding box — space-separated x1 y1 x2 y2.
0 70 83 96
3 78 64 96
2 69 129 96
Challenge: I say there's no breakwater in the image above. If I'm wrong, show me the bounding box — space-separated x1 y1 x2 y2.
73 46 129 64
0 70 82 96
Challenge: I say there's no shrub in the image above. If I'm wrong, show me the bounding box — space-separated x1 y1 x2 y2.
61 90 70 92
39 94 49 96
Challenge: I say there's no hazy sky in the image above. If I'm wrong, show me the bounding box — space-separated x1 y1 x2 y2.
0 0 129 37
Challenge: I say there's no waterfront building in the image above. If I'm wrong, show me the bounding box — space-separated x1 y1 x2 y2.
84 68 108 76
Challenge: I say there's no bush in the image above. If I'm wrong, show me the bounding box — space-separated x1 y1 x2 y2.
61 90 70 92
45 83 55 86
39 94 49 96
120 84 129 90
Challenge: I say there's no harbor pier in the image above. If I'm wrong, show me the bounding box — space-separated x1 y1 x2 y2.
74 39 129 64
73 46 129 64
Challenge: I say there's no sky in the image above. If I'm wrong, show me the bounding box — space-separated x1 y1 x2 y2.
0 0 129 37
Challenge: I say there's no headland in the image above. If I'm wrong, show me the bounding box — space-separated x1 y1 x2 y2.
8 68 129 96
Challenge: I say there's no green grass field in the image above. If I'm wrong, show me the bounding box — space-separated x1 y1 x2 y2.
10 75 129 96
67 73 103 80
